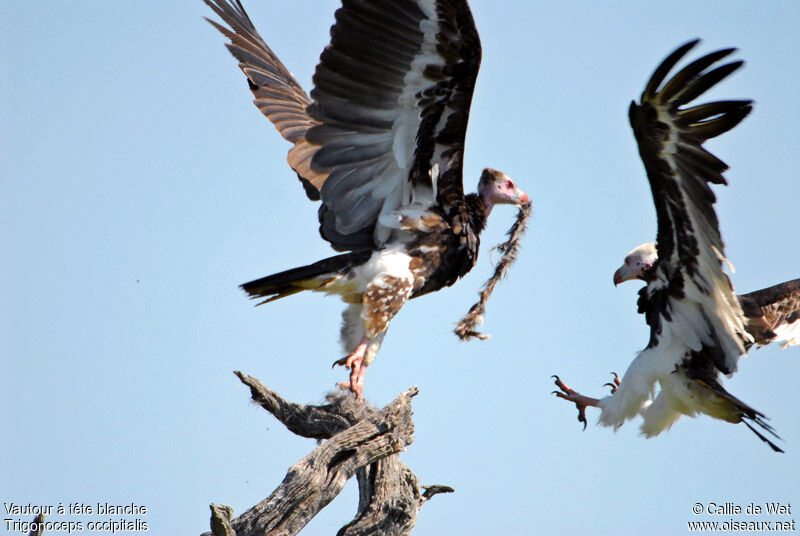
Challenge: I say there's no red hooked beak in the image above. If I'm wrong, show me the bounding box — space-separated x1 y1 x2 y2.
613 265 632 286
518 189 530 205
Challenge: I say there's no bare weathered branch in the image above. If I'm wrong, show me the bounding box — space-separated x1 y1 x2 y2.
421 485 455 504
337 456 420 536
209 504 235 536
204 376 426 536
204 374 454 535
234 371 365 439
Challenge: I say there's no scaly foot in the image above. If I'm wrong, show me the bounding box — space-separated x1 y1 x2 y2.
333 338 368 400
551 375 604 430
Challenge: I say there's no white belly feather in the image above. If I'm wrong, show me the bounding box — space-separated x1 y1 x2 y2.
331 246 416 364
599 298 723 431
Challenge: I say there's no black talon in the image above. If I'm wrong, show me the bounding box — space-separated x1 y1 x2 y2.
332 356 348 369
577 409 587 431
604 372 621 393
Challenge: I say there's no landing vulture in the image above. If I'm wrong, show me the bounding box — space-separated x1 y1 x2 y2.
204 0 529 399
553 40 788 451
615 244 800 349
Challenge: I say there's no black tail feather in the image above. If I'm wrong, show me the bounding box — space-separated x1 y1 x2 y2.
240 250 371 304
686 365 786 454
742 416 784 453
720 387 784 453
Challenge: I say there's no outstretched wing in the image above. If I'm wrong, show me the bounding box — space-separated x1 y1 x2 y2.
630 40 753 373
204 0 325 200
739 278 800 348
206 0 482 252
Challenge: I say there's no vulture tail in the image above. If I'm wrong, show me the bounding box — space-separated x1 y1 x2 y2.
240 250 371 305
715 386 784 453
742 417 784 454
683 362 784 453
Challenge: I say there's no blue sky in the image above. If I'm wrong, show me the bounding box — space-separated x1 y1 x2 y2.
2 1 798 535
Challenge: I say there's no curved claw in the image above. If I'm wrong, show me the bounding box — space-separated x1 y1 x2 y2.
551 374 601 430
332 356 348 369
552 391 587 428
567 399 588 430
603 372 621 394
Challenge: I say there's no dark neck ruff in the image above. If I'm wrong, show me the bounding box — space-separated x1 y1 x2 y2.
464 193 488 235
642 264 659 284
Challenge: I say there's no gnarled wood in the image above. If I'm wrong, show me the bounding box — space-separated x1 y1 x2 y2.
203 372 450 536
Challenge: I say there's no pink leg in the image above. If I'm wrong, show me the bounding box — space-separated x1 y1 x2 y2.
551 375 604 430
334 338 368 400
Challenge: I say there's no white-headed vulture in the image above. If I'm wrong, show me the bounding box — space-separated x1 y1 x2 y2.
554 40 793 452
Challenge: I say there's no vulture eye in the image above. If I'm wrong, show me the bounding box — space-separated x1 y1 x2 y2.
505 180 513 188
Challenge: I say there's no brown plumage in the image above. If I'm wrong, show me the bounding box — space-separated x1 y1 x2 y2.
739 278 800 348
204 0 529 399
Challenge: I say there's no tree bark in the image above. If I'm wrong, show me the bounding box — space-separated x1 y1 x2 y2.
204 372 452 536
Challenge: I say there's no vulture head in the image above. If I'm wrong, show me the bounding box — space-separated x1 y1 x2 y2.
613 242 658 286
478 168 530 213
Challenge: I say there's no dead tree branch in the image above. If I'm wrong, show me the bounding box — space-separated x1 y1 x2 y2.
204 372 450 536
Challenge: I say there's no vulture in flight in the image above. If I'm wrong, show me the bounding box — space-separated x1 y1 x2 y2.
615 244 800 349
204 0 529 399
553 40 794 452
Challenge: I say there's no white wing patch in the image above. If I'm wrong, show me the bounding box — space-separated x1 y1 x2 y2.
391 0 444 208
370 2 449 246
654 103 749 374
773 321 800 349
